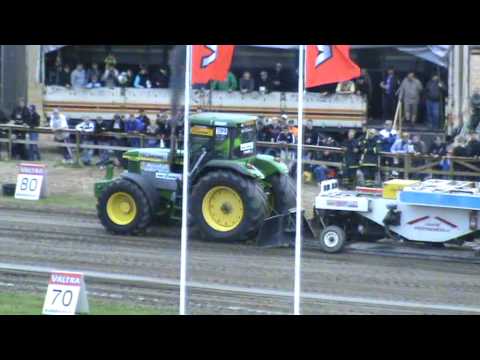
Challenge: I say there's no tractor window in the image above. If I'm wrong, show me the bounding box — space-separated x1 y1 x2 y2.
190 125 214 166
231 125 257 159
213 127 231 159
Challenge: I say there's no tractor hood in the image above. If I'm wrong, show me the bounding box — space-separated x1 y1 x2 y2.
123 148 183 163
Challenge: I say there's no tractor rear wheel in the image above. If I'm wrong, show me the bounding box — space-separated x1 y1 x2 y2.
191 171 268 242
270 173 297 215
97 179 152 235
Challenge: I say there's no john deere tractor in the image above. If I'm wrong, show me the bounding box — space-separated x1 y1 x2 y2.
94 112 296 243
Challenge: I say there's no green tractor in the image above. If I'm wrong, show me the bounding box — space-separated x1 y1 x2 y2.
94 112 296 243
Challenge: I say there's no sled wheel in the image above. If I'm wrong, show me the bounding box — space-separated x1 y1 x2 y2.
318 225 346 253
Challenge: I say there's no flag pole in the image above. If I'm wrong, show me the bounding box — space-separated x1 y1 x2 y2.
294 45 305 315
179 45 192 315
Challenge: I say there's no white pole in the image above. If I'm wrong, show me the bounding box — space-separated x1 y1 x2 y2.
294 45 305 315
180 45 192 315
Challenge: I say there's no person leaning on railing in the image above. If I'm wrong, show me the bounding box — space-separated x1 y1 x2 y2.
95 117 114 169
11 98 31 161
110 114 126 167
450 136 469 181
428 136 448 177
75 117 96 166
50 109 73 164
465 132 480 181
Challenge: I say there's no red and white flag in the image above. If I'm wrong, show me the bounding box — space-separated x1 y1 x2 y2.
192 45 235 85
306 45 361 88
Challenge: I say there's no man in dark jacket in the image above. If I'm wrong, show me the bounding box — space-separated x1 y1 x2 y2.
466 132 480 158
58 65 72 88
152 67 169 89
95 117 113 168
11 98 30 160
26 105 41 161
239 71 255 94
359 129 382 186
276 126 295 161
257 71 272 94
380 67 400 121
271 63 289 92
429 136 447 158
111 114 127 166
425 75 446 129
342 129 361 189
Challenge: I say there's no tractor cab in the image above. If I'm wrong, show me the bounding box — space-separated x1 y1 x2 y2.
189 113 258 166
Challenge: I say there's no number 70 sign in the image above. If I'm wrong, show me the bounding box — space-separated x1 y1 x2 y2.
42 272 89 315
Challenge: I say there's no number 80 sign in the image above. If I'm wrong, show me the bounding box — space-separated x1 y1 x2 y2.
15 163 47 201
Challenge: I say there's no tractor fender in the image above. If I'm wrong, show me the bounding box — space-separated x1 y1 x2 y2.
121 172 160 211
194 160 264 184
252 154 289 178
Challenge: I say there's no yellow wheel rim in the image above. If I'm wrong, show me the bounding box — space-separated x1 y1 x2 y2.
202 186 244 232
107 192 137 226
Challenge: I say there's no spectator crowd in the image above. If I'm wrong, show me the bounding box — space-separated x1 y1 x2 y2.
47 54 170 90
256 116 480 188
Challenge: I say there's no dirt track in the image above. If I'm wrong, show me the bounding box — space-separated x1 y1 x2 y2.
1 208 480 314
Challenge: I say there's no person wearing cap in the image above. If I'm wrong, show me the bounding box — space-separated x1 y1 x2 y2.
26 105 41 161
359 128 382 187
50 109 72 163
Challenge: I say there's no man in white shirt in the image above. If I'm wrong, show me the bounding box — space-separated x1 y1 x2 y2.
76 117 96 166
379 120 398 179
379 120 398 152
50 109 72 163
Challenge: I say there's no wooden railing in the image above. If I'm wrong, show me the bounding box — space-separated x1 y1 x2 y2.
1 124 480 180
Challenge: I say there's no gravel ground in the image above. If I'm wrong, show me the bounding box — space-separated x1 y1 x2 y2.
1 208 480 314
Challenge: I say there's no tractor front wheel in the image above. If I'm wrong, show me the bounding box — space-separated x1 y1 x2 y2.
191 171 268 242
97 179 152 235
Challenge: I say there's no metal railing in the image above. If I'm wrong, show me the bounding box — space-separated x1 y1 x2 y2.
1 124 479 180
